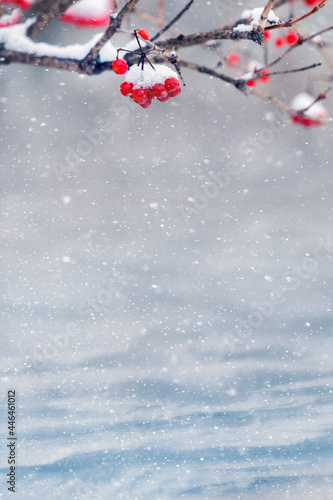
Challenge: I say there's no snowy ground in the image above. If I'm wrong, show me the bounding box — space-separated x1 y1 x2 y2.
1 1 333 499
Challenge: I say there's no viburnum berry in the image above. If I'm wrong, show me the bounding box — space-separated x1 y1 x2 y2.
304 0 322 5
246 79 256 87
152 83 169 100
120 81 134 97
164 78 181 94
112 58 128 75
140 99 153 109
157 95 171 103
132 88 149 105
275 37 285 48
260 69 271 83
168 86 182 97
286 30 299 45
225 52 241 67
138 29 150 40
119 65 182 109
291 115 322 127
246 69 271 87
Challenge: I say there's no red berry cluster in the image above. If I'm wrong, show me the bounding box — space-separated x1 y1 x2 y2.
120 77 181 109
246 69 271 87
274 30 300 48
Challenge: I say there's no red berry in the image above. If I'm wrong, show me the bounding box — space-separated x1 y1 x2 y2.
225 52 241 67
138 29 149 40
157 95 171 103
140 99 152 109
146 88 155 100
112 58 128 75
274 37 285 48
264 31 271 40
286 30 299 45
164 77 180 93
120 81 134 97
291 115 322 127
260 69 271 83
304 0 321 5
132 88 149 105
246 79 256 87
168 87 181 98
152 83 168 100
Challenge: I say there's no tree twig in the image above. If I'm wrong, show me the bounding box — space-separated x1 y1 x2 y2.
259 0 276 31
80 0 140 69
265 0 327 31
27 1 80 38
150 0 194 43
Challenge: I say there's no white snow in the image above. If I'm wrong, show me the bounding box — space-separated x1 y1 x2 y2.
0 18 117 62
291 92 328 119
0 8 22 27
63 0 113 18
124 64 179 88
234 7 280 33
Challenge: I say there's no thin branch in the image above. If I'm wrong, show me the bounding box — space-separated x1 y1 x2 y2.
157 28 264 51
150 0 194 43
263 26 333 72
27 1 80 38
0 47 84 73
80 0 140 69
265 0 327 31
250 87 333 124
249 62 322 83
302 87 331 113
259 0 276 31
169 59 244 90
158 0 164 25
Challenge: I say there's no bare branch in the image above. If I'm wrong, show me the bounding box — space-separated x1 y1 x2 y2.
301 87 331 113
80 0 140 69
27 1 80 38
259 0 276 31
150 0 194 43
250 87 333 124
157 28 263 51
0 46 84 73
265 0 327 31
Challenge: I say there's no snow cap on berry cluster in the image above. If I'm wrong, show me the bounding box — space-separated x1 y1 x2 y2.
125 64 179 89
291 92 327 120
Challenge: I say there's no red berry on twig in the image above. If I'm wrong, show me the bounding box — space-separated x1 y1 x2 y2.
260 69 271 83
112 59 128 75
286 30 299 45
275 37 285 48
138 29 150 40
